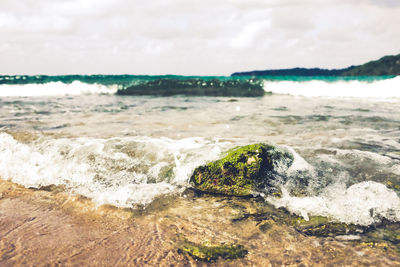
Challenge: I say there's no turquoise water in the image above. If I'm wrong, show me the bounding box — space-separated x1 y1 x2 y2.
0 74 394 86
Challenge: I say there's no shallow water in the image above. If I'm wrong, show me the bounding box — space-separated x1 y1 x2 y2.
1 90 400 225
1 78 400 264
1 180 399 266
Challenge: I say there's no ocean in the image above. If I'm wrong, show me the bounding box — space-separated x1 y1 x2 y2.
1 75 400 264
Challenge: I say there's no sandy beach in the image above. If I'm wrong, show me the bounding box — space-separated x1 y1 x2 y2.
1 179 399 266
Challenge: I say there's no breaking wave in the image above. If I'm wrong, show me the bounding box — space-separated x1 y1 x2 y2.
267 148 400 226
1 131 399 226
0 77 264 97
0 133 231 207
0 81 118 97
0 75 399 98
264 75 400 99
116 78 264 97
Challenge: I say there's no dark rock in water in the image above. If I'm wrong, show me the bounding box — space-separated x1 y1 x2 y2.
178 241 248 262
116 78 265 97
366 222 400 246
189 144 294 196
290 216 367 237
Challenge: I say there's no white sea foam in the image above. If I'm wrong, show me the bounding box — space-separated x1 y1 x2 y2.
264 76 400 99
0 133 231 207
269 181 400 226
1 76 399 98
2 131 399 224
285 146 316 176
267 146 400 225
0 81 117 97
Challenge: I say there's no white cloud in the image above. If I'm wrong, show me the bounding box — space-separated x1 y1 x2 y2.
230 20 272 49
0 0 399 75
43 0 119 16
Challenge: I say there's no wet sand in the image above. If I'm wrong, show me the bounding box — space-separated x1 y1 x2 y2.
1 179 400 266
0 180 188 266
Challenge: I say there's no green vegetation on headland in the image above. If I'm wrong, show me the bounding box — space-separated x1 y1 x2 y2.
1 53 398 88
116 78 265 97
232 53 400 77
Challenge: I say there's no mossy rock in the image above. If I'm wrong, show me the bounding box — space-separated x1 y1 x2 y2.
179 241 248 262
190 143 294 196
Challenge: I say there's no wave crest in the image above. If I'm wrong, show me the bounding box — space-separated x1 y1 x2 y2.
117 78 265 97
264 76 400 98
0 133 231 207
0 81 117 97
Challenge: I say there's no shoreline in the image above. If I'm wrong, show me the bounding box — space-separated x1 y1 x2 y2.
1 179 400 266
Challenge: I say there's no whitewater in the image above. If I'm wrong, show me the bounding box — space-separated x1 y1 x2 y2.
0 75 400 227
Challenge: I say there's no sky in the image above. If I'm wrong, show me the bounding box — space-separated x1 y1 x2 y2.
0 0 399 76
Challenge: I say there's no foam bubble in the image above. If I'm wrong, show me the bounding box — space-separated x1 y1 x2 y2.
263 76 400 99
0 81 117 97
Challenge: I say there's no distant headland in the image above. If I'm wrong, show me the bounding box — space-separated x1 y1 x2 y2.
232 53 400 77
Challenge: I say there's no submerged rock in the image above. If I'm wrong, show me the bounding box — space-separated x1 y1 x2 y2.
290 216 367 237
230 198 400 251
178 241 248 262
190 143 294 196
228 199 368 237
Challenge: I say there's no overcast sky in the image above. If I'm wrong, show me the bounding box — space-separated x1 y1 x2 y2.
1 0 399 75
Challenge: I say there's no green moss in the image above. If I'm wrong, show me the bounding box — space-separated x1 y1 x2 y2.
190 143 293 196
179 241 248 262
386 180 400 191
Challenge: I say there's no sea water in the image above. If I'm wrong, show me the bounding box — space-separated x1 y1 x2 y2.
0 75 400 226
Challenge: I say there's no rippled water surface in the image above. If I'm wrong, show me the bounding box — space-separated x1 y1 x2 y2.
1 93 400 223
1 79 400 265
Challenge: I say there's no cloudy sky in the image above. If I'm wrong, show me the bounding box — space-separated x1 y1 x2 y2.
1 0 399 75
